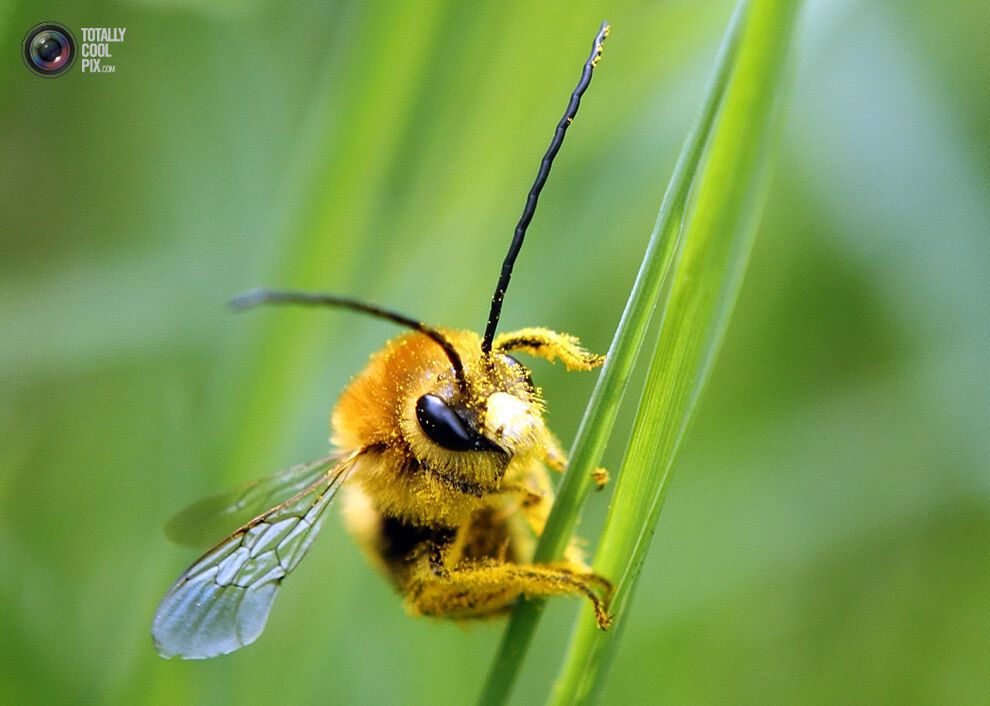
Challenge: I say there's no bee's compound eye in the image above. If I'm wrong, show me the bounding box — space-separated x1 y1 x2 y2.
415 394 475 451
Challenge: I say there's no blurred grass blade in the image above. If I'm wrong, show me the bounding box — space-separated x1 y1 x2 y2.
479 4 752 704
550 1 802 703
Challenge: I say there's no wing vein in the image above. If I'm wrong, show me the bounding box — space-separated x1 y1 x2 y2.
152 447 370 659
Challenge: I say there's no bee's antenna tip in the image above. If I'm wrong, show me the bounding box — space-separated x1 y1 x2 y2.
228 288 269 311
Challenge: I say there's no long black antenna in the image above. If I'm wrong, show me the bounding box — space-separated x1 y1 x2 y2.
231 288 467 387
480 21 610 354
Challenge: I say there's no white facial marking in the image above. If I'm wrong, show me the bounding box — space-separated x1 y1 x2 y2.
485 392 538 448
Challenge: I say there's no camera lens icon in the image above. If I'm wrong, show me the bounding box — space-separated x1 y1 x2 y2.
23 23 76 77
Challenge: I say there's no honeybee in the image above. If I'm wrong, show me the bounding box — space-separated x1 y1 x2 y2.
153 22 611 659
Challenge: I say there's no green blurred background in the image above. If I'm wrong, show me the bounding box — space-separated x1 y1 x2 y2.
2 1 988 704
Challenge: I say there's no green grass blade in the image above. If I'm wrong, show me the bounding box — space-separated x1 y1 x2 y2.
478 4 752 704
549 1 802 703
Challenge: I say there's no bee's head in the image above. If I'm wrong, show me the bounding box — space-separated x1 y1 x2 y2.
399 332 547 485
414 350 541 455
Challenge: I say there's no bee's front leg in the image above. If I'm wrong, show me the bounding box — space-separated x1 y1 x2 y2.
492 328 605 371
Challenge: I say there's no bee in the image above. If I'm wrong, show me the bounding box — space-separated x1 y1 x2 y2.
153 22 611 660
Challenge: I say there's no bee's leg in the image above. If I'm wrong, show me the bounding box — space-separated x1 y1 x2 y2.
493 481 549 536
493 328 605 371
497 456 556 535
543 433 609 490
496 482 543 508
406 557 613 629
544 433 567 472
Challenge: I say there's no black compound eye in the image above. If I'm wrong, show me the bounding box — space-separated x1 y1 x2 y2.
415 394 503 453
415 394 475 451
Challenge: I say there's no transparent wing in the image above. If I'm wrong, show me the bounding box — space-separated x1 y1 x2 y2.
165 453 346 548
152 450 363 659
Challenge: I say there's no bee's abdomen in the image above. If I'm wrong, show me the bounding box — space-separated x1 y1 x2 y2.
379 515 455 570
